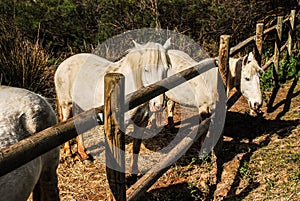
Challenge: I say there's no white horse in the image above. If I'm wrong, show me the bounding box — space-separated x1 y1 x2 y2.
228 52 263 112
0 86 59 201
152 50 263 128
55 39 171 172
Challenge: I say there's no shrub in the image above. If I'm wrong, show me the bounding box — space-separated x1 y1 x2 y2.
260 49 300 95
0 20 56 97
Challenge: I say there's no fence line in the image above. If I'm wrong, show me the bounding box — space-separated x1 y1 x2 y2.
0 9 296 201
225 10 296 110
0 58 216 177
229 15 290 57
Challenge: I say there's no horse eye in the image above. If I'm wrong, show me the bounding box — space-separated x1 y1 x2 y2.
144 67 150 72
245 77 250 81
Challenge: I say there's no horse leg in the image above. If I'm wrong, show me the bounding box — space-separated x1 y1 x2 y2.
33 147 60 201
59 103 73 158
130 125 145 180
166 100 175 130
147 113 157 130
249 108 257 117
76 134 89 161
198 105 212 145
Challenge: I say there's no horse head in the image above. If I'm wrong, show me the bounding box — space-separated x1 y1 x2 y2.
127 38 171 113
240 52 263 112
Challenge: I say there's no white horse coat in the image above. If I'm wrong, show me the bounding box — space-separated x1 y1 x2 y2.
0 86 59 201
165 50 221 119
163 50 263 123
228 52 263 111
55 40 171 172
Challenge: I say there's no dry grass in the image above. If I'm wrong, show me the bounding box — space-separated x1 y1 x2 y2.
0 21 57 97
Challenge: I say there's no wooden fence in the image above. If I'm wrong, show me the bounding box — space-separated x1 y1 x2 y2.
0 59 215 175
0 9 296 201
226 10 296 109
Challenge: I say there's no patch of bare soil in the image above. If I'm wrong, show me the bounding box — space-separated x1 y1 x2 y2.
57 78 299 201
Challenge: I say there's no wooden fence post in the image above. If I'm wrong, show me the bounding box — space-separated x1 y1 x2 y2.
255 23 264 66
288 10 296 56
218 35 230 88
104 73 126 201
274 16 283 74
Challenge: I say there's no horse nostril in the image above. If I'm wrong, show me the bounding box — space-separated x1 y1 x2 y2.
253 102 262 109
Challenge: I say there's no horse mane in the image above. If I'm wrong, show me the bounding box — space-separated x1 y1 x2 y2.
123 41 171 89
234 58 243 91
232 53 261 91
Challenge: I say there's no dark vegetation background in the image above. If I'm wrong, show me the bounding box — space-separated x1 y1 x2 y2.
0 0 299 98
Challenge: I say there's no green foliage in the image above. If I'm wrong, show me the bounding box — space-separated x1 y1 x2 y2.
1 0 296 56
280 53 300 79
260 67 275 93
260 50 300 94
0 0 159 54
0 0 298 97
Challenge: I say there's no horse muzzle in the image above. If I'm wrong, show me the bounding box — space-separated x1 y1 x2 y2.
251 102 262 111
149 101 163 113
249 101 262 116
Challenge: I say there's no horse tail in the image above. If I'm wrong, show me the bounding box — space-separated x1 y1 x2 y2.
55 89 63 123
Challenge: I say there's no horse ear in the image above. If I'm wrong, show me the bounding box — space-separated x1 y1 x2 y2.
132 40 142 48
248 52 255 61
163 38 171 50
258 67 264 75
243 54 249 66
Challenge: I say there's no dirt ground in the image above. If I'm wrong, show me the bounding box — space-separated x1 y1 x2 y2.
57 77 299 201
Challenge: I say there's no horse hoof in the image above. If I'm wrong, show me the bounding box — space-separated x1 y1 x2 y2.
164 123 176 133
80 154 94 164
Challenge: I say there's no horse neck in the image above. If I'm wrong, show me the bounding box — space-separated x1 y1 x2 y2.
108 54 143 91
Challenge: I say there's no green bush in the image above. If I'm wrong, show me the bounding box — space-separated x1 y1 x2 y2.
260 50 300 95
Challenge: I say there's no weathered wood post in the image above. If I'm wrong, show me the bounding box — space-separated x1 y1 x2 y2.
255 23 264 66
104 73 126 201
215 35 230 156
288 10 296 56
274 16 283 85
218 35 230 89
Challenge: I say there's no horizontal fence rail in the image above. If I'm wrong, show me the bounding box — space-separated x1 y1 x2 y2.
0 58 216 177
229 16 290 57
